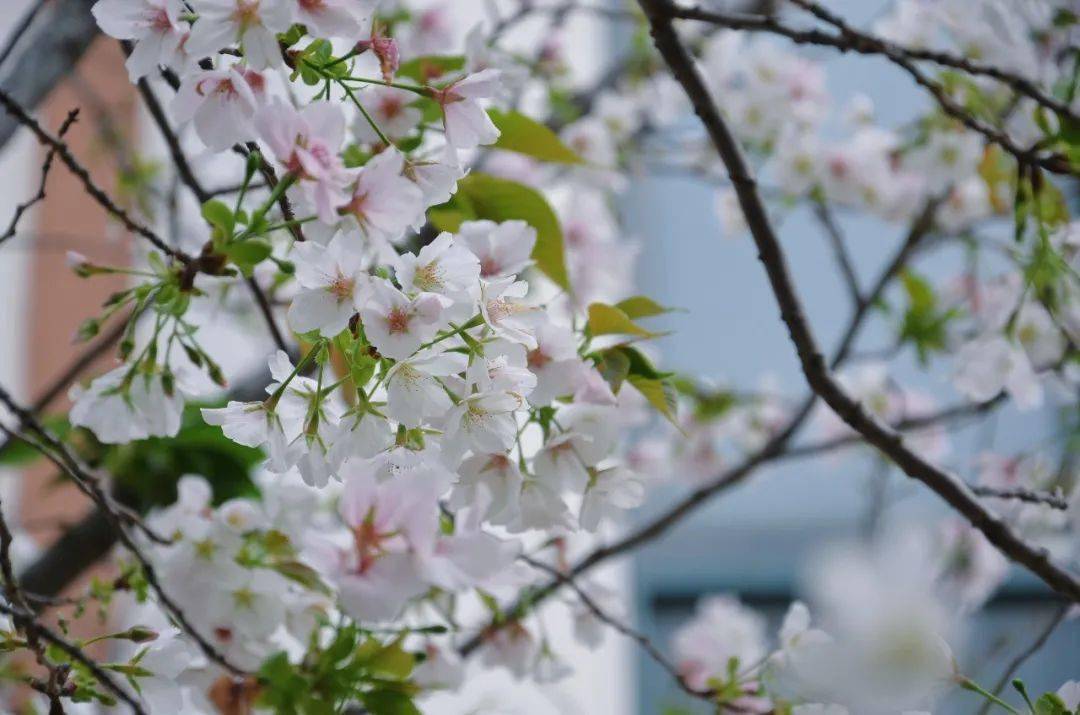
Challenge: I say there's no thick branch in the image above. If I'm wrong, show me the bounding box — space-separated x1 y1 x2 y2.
638 0 1080 602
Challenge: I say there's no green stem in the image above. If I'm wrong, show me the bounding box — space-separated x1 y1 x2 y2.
960 677 1022 715
266 342 322 409
337 80 395 148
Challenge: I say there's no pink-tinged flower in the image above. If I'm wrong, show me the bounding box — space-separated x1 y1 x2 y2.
186 0 293 70
338 149 424 247
459 220 536 280
359 278 449 360
172 67 265 151
433 69 503 151
357 29 400 83
286 238 370 337
526 320 580 405
673 595 768 692
92 0 188 80
326 471 444 621
353 86 421 144
292 0 372 40
256 100 353 224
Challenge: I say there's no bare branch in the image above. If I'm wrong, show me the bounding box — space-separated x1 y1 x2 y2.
637 0 1080 602
0 108 79 246
0 87 188 262
520 554 717 702
669 4 1076 176
0 389 246 676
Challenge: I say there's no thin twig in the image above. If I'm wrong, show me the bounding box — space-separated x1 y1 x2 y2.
784 0 1080 126
0 87 190 262
0 389 246 676
521 555 716 701
0 601 147 714
638 0 1080 602
976 602 1071 715
812 199 861 304
0 108 79 246
668 5 1075 176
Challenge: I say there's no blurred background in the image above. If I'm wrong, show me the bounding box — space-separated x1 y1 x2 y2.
0 1 1075 714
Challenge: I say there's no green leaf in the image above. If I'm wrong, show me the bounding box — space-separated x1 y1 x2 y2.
223 238 273 275
202 200 234 237
366 639 415 680
429 173 570 290
627 375 680 427
272 559 332 596
1034 693 1069 715
587 303 661 338
360 690 421 715
615 295 674 319
396 55 465 83
595 347 631 393
488 109 584 165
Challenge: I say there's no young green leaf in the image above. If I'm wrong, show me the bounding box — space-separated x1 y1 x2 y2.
429 173 571 290
488 109 585 165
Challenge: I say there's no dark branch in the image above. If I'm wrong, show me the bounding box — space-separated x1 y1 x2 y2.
638 0 1080 602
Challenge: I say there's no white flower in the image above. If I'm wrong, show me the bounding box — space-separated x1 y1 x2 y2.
413 644 465 690
201 400 298 472
511 477 574 533
480 276 541 349
70 366 183 444
526 320 581 405
187 0 293 70
385 349 467 428
134 629 198 712
359 279 449 360
395 232 480 307
789 532 959 712
339 149 424 248
329 410 393 466
352 86 422 144
172 67 265 151
459 220 536 280
1058 681 1080 710
480 621 539 679
92 0 187 80
435 69 502 151
464 340 536 398
321 470 443 621
579 466 645 531
954 334 1043 410
448 453 524 527
287 237 370 337
404 154 464 211
443 391 520 457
